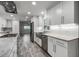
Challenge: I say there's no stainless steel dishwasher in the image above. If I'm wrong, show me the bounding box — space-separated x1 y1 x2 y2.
41 35 48 52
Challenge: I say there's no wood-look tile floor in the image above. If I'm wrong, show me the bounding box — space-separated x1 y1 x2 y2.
17 34 50 57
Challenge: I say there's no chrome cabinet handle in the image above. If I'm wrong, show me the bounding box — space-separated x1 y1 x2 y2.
56 41 64 45
53 44 56 53
61 16 64 24
62 16 64 24
53 45 54 52
54 45 56 53
56 41 66 48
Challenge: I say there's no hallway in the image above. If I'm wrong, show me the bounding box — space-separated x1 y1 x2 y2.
17 34 50 57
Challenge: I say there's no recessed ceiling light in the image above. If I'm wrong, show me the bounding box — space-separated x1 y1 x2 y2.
27 12 31 14
11 15 13 17
41 11 44 15
32 1 36 6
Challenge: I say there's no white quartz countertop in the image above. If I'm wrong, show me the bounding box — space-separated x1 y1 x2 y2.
0 32 8 37
44 31 78 41
0 32 17 37
0 34 18 56
43 24 79 41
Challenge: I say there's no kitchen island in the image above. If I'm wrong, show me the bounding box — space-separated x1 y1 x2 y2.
43 24 79 57
0 33 18 57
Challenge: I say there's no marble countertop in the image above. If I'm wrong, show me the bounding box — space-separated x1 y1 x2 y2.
0 32 17 37
0 34 18 56
43 29 79 41
0 32 8 37
43 24 79 41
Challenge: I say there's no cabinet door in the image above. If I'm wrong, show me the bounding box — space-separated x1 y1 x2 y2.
48 37 54 56
38 38 42 47
48 2 62 25
35 37 39 44
34 33 36 42
54 39 67 57
35 37 41 47
7 20 12 27
62 1 74 24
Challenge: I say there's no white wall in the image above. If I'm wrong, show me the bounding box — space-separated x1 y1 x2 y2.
31 16 44 32
0 5 19 33
0 17 19 33
39 16 44 27
12 20 19 33
31 16 39 32
0 17 6 32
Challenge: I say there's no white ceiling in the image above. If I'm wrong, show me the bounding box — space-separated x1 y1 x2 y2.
14 1 60 16
0 1 60 21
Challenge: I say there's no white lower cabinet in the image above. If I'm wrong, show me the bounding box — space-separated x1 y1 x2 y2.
54 39 67 57
37 37 42 47
48 37 78 57
48 37 54 56
34 34 42 47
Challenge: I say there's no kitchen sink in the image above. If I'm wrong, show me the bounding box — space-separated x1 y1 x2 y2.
0 34 17 38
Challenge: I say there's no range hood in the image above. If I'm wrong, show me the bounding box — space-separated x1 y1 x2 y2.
0 1 17 14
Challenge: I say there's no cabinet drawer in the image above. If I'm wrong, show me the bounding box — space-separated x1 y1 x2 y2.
38 38 42 47
35 37 42 47
55 39 67 48
35 37 38 42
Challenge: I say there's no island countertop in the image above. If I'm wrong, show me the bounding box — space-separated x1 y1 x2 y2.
0 32 8 37
44 32 78 41
0 34 18 57
43 24 79 41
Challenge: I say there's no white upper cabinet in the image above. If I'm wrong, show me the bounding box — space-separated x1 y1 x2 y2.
62 1 74 24
6 20 12 27
47 2 62 25
47 1 74 25
12 20 19 33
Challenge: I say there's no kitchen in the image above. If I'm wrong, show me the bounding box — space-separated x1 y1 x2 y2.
0 1 79 57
